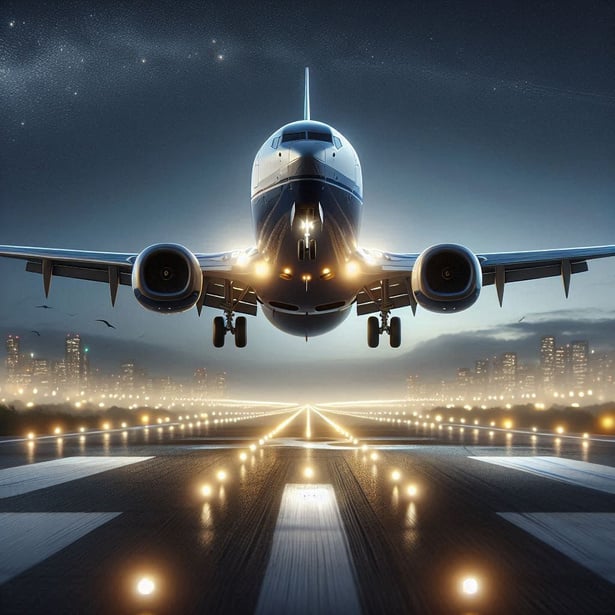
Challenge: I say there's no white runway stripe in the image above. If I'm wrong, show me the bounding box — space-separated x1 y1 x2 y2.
499 513 615 584
0 456 153 498
256 484 361 615
0 512 120 584
469 456 615 494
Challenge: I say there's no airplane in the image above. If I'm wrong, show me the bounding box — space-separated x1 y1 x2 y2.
1 68 615 349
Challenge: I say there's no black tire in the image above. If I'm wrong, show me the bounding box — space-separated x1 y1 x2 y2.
297 239 305 261
367 316 380 348
213 316 225 348
235 316 247 348
389 316 401 348
308 239 317 260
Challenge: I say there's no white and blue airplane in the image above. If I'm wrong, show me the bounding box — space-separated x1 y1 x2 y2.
2 69 614 348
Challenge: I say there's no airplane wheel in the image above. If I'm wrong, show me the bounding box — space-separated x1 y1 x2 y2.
235 316 247 348
308 239 317 260
213 316 226 348
367 316 380 348
297 239 305 261
389 316 401 348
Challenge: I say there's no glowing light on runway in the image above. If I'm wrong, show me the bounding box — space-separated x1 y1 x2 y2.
27 432 35 440
303 467 314 479
201 484 212 497
54 427 62 435
216 470 227 482
461 576 479 595
407 484 418 497
370 452 379 461
391 470 401 482
239 452 247 462
136 576 156 596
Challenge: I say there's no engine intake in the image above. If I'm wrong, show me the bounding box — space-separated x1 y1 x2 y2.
411 244 481 313
132 243 202 313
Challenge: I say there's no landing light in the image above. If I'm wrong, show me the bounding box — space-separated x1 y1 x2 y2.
345 261 359 276
461 576 479 596
255 261 270 277
136 576 156 596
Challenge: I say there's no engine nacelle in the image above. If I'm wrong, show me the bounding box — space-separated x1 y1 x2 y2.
132 243 202 313
411 244 481 313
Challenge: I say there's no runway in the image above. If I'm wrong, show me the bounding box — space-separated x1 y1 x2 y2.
1 406 615 614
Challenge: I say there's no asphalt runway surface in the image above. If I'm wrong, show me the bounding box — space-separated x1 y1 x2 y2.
1 406 615 614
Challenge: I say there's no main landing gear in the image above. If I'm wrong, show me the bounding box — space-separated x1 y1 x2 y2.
367 310 401 348
213 313 247 348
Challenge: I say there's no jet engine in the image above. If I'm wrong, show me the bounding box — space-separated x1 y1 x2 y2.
132 243 202 313
411 244 482 312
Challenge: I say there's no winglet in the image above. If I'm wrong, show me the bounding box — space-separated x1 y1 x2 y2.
303 67 310 120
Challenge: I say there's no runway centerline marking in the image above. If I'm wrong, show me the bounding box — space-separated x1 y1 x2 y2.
0 512 120 585
500 513 615 584
0 457 153 499
469 456 615 494
255 483 361 615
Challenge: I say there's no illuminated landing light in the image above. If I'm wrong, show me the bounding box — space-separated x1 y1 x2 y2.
239 452 247 462
304 466 314 479
407 484 418 498
320 267 334 281
391 470 401 482
461 576 479 596
280 267 293 280
345 261 359 276
216 470 227 482
201 484 212 497
136 576 156 596
255 261 270 277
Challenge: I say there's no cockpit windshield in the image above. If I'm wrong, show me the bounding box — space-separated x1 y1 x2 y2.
281 130 333 144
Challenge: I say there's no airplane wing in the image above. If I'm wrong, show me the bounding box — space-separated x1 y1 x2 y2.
353 244 615 315
0 244 260 316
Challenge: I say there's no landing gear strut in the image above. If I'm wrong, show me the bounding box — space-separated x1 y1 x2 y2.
365 279 401 348
212 280 248 348
367 311 401 348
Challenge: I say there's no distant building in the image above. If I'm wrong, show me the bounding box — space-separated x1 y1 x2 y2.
5 335 20 384
571 341 589 390
215 372 227 398
65 334 84 391
540 336 556 393
193 367 208 397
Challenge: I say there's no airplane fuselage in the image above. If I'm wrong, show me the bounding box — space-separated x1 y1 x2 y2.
250 120 364 336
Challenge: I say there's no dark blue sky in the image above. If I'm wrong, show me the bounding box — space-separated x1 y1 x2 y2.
1 1 614 399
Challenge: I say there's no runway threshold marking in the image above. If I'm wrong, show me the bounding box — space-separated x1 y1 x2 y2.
469 456 615 494
499 513 615 584
0 456 153 498
0 512 120 584
255 483 361 615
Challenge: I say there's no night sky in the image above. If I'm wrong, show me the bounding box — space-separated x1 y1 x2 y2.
1 1 614 400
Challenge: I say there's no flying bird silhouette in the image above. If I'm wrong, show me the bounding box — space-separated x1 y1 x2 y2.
518 316 525 323
35 304 53 309
96 319 116 329
31 330 41 336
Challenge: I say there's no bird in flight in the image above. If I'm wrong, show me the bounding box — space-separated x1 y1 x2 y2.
35 304 53 309
96 319 116 329
31 330 41 336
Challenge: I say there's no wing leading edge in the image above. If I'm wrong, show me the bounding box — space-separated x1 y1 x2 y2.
0 244 259 315
353 244 615 315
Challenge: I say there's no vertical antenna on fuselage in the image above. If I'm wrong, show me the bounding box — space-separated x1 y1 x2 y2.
303 67 311 120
